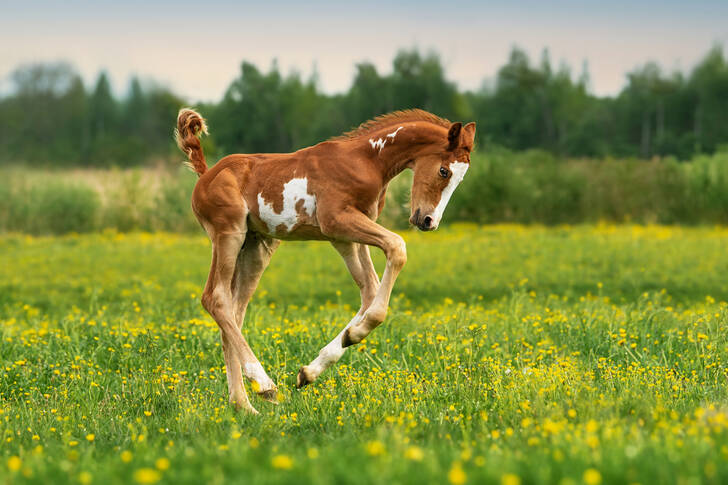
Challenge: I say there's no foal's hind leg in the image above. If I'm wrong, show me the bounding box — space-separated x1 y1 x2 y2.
297 242 380 387
201 230 261 414
231 232 281 403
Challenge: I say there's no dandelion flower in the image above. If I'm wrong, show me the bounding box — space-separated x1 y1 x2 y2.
404 446 424 461
7 456 21 472
271 454 293 470
448 462 466 485
133 468 161 484
501 474 521 485
583 468 602 485
365 440 385 456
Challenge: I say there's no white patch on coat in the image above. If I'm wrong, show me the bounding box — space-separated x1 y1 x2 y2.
257 177 316 232
369 126 403 154
431 161 468 227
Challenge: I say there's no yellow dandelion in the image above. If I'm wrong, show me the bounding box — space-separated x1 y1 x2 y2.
271 454 293 470
79 472 92 485
501 473 521 485
155 458 170 471
583 468 602 485
86 434 95 442
448 462 466 485
404 446 424 461
133 468 161 484
365 440 385 456
7 456 22 472
121 450 133 463
307 448 319 459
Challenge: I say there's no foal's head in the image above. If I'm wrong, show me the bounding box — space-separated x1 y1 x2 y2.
409 121 476 231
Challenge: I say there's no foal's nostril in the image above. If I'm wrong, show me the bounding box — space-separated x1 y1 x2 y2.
423 216 433 229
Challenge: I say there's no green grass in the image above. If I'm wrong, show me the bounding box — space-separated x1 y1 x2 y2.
1 225 728 484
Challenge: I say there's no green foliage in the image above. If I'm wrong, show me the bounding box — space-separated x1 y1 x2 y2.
3 150 728 234
0 167 199 235
1 227 727 484
2 46 728 167
385 150 728 227
0 171 100 234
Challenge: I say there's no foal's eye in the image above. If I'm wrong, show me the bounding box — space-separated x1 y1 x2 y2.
439 167 449 178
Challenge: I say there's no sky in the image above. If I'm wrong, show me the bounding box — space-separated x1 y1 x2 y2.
1 0 727 102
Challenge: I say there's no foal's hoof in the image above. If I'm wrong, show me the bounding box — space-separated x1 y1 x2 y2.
231 399 259 415
257 387 279 404
296 366 314 389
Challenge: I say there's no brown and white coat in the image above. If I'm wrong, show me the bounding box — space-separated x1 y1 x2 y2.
175 109 476 413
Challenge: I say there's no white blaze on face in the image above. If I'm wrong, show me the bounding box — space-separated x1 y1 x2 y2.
369 126 403 154
431 161 468 227
257 177 316 233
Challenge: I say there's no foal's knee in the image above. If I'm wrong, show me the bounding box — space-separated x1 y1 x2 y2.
386 235 407 270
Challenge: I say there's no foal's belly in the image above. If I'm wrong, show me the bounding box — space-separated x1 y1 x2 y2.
247 215 330 241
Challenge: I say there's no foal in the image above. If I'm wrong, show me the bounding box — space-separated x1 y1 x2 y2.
176 108 475 413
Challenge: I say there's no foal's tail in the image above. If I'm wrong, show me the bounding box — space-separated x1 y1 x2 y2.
175 108 209 176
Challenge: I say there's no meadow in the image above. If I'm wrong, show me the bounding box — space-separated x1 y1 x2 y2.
1 225 728 484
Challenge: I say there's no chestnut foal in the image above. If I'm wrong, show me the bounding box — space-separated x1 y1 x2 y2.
175 108 475 413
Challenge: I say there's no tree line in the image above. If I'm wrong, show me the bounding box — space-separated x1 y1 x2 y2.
1 46 727 167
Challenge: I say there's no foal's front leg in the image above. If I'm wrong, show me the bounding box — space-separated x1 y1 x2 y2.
325 211 407 347
297 242 379 387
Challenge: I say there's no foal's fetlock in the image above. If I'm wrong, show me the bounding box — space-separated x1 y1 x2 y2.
342 313 381 347
341 325 367 347
296 366 315 389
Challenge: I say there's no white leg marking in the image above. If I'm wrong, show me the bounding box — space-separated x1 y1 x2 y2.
257 177 316 233
307 312 364 378
431 161 468 226
244 362 275 392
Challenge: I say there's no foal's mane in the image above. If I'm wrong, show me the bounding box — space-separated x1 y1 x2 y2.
331 109 451 141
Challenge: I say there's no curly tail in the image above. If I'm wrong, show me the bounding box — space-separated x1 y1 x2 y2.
175 108 209 176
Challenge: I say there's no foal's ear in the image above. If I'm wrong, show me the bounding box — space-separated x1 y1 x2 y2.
462 122 476 150
447 122 462 150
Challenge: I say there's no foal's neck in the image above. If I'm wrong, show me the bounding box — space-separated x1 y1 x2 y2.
359 121 446 183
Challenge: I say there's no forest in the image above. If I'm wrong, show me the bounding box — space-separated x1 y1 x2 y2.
2 45 728 167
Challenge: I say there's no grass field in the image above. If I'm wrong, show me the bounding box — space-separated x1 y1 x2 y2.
1 225 728 484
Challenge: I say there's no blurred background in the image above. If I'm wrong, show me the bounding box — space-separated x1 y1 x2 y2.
1 0 728 234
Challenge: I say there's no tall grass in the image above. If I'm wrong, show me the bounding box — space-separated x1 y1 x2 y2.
0 167 199 234
2 150 728 234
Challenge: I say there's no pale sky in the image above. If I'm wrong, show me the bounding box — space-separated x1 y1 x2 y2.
1 0 727 102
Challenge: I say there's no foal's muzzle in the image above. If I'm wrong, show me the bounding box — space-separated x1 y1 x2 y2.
410 209 436 231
